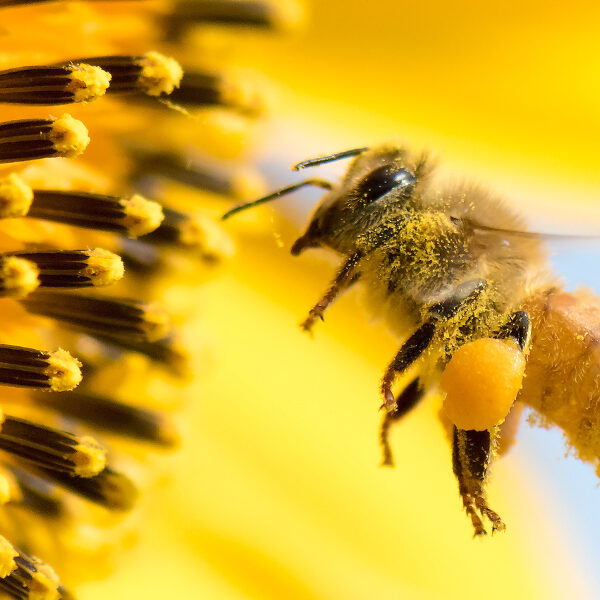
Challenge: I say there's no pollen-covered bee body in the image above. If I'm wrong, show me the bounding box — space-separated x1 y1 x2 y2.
294 146 547 369
287 146 578 535
224 143 586 536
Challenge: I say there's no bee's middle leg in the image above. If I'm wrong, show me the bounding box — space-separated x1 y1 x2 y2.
380 377 425 466
452 427 505 536
380 321 435 410
380 280 487 411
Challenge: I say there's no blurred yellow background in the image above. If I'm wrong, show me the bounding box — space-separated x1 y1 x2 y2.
80 2 600 599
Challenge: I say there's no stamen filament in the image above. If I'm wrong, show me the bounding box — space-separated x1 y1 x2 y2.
7 466 62 518
164 70 264 115
33 466 138 511
0 115 89 164
0 64 110 105
90 334 188 376
0 0 73 4
131 147 263 198
60 52 182 97
165 0 302 31
118 239 163 273
145 207 234 262
0 415 106 477
26 190 164 237
20 291 171 342
9 249 124 288
0 345 81 392
35 391 179 447
0 549 60 600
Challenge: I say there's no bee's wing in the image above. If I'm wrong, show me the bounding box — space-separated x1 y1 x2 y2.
466 220 600 243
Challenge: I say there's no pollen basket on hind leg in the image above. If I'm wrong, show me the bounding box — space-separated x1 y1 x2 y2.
441 338 526 431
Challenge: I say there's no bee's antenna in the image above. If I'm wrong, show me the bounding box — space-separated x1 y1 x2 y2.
222 177 332 220
292 147 369 171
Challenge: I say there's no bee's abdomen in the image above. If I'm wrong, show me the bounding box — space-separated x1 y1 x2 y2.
519 288 600 471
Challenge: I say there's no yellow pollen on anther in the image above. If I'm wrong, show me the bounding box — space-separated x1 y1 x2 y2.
29 560 59 600
0 474 11 505
141 303 171 342
44 348 83 392
66 63 112 103
0 173 33 219
179 213 235 262
48 114 90 158
120 194 165 237
0 536 16 579
73 435 107 477
138 51 183 96
0 256 39 297
83 248 125 286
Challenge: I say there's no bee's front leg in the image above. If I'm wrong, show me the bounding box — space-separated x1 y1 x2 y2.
452 427 505 536
300 251 362 333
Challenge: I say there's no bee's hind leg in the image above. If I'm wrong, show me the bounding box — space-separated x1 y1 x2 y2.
452 427 505 536
380 377 424 466
496 310 531 351
448 310 529 536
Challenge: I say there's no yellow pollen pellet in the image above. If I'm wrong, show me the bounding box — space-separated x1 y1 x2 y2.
441 338 526 431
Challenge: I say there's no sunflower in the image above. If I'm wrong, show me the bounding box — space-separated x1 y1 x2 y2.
2 2 599 600
0 1 301 598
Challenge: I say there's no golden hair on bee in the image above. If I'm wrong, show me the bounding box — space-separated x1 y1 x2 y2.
224 143 598 537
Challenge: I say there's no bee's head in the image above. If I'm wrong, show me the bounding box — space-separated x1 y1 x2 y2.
291 145 434 256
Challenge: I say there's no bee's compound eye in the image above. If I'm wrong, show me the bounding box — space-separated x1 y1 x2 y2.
354 165 416 204
440 338 526 431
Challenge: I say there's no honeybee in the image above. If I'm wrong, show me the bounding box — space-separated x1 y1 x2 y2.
223 144 600 536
